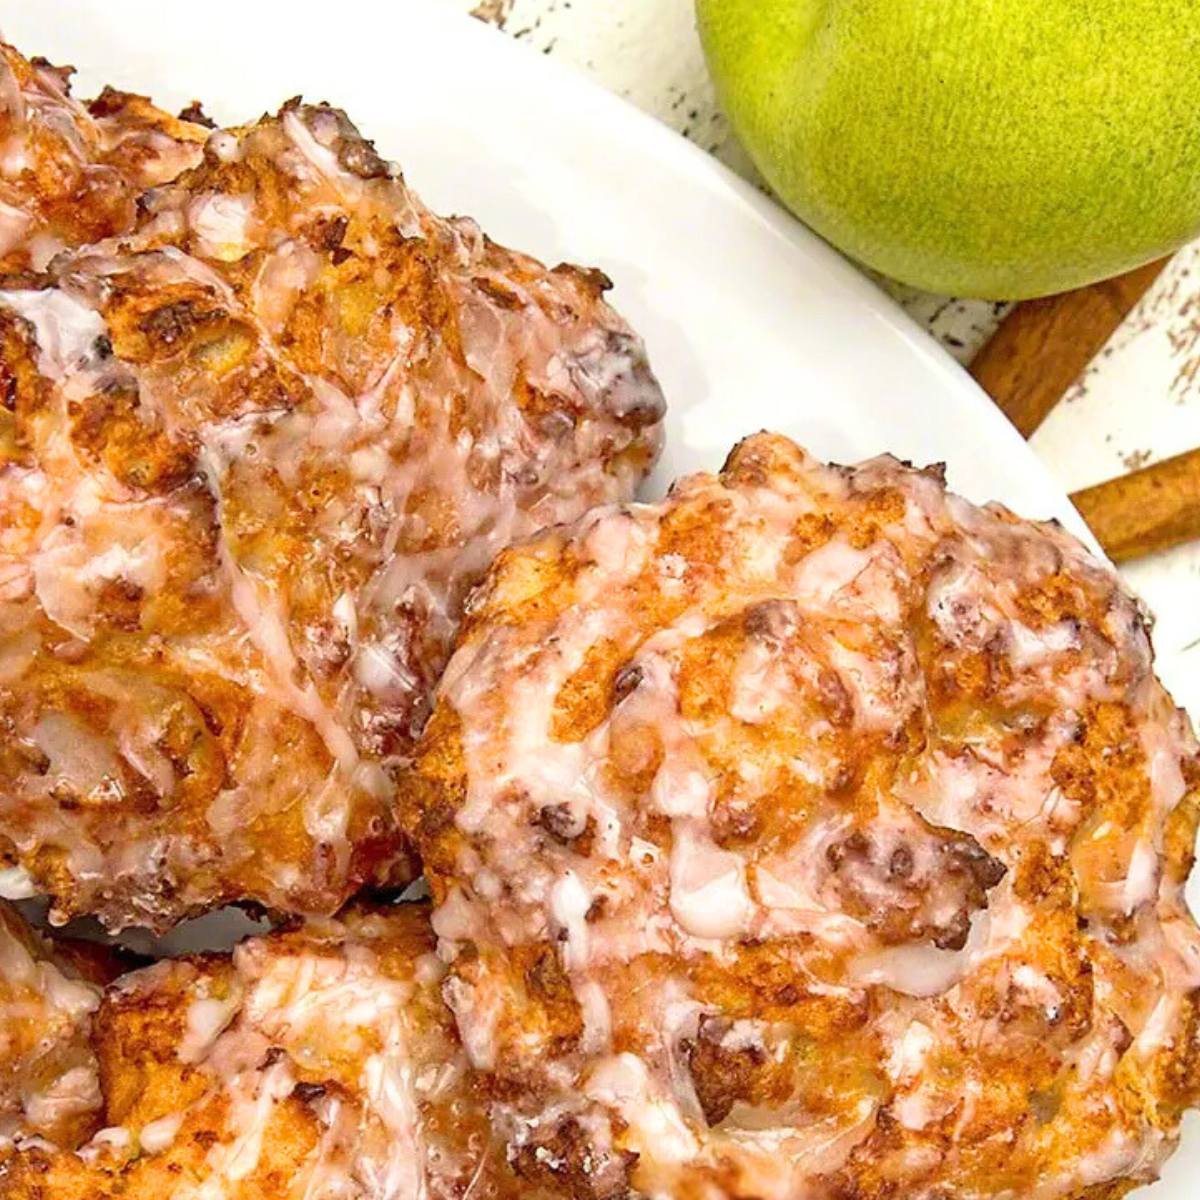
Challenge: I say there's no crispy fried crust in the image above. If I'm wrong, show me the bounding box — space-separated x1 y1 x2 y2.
0 902 124 1148
0 43 206 272
0 904 554 1200
0 98 664 930
404 433 1200 1200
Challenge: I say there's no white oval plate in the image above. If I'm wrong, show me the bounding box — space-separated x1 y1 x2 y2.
3 1 1194 1191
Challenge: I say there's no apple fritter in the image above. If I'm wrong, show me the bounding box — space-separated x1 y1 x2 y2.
0 901 125 1149
0 904 552 1200
0 99 665 930
404 433 1200 1200
0 42 207 272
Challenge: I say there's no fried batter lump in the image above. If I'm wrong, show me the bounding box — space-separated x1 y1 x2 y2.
405 433 1200 1200
0 100 665 931
0 903 554 1200
0 901 127 1149
0 42 208 272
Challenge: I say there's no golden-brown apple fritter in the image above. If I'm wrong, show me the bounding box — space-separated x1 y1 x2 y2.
0 901 125 1149
0 100 665 931
404 433 1200 1200
0 43 207 272
0 903 553 1200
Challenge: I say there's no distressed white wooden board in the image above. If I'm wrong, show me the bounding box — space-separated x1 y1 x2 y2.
452 0 1200 723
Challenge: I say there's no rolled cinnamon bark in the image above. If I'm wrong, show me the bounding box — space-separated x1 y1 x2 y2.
1071 447 1200 564
970 256 1171 437
969 255 1200 564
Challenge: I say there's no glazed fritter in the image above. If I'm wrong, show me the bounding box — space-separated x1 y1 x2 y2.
405 433 1200 1200
0 42 207 272
0 904 554 1200
0 901 124 1149
0 99 665 930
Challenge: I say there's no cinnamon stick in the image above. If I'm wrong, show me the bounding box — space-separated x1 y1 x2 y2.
968 255 1200 564
970 256 1171 437
1070 447 1200 564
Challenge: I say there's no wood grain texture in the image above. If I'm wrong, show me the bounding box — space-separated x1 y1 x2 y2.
970 256 1171 437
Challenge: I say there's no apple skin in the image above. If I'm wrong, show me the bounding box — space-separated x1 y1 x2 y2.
696 0 1200 299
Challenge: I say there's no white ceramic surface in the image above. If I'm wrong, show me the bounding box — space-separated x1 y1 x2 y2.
3 2 1196 1189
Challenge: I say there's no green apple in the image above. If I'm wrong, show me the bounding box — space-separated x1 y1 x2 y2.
696 0 1200 299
